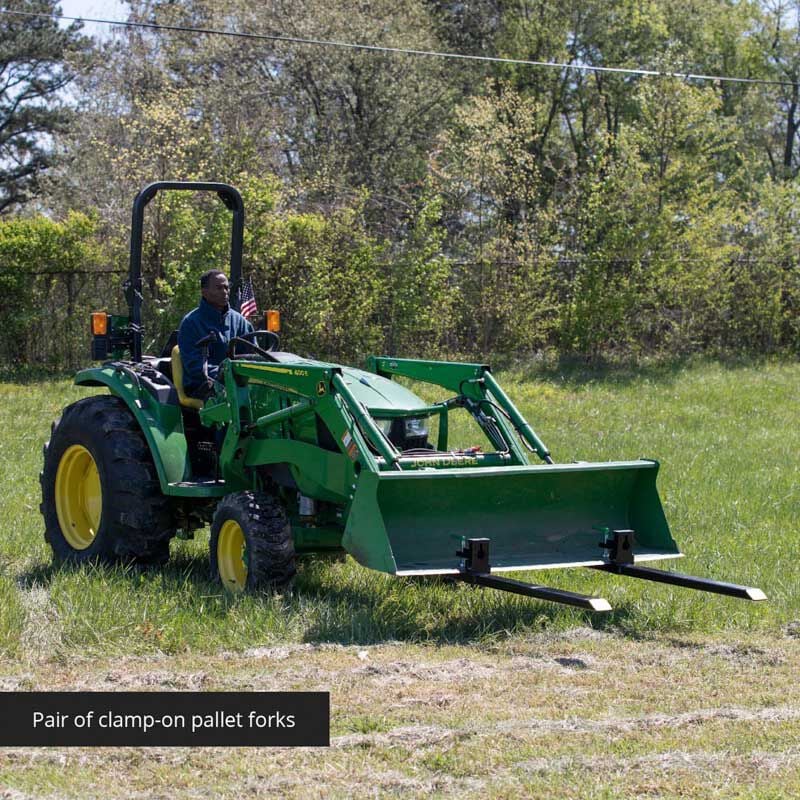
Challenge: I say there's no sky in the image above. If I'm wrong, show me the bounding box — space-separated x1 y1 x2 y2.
57 0 129 39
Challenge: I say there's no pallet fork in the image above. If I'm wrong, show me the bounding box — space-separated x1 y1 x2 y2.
453 533 765 612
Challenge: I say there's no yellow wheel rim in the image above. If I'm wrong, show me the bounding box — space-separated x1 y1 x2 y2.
217 520 247 591
54 445 102 550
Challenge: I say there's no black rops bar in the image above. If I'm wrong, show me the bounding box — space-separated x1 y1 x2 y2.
127 181 245 362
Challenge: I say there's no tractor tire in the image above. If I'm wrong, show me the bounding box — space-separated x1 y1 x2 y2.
40 395 175 565
209 491 295 592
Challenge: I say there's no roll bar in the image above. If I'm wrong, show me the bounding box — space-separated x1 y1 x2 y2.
126 181 245 362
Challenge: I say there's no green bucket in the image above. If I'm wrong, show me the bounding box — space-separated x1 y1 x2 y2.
342 460 680 574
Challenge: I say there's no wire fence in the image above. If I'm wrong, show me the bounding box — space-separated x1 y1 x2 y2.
0 269 126 370
0 254 796 372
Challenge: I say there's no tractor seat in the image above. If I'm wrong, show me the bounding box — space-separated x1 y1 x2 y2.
171 346 204 410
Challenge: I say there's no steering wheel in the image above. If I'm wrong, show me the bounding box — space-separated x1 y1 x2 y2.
226 330 280 360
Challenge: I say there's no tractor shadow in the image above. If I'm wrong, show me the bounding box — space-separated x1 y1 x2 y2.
14 549 214 591
16 562 61 589
16 549 636 647
291 561 637 645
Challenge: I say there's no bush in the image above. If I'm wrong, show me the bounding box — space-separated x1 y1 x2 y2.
0 212 108 369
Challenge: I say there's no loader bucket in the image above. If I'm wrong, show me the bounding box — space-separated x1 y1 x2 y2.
342 460 680 575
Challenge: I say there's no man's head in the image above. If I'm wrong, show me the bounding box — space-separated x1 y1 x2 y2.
201 270 230 311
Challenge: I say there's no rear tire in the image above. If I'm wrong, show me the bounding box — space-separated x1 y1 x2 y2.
210 492 295 592
40 396 175 565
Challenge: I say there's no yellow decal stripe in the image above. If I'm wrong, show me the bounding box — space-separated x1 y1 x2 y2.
245 365 295 375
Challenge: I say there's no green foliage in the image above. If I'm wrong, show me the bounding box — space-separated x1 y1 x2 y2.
7 0 800 364
727 178 800 350
144 189 242 346
382 193 457 357
434 70 799 361
0 212 105 366
132 176 390 362
434 84 561 355
0 210 100 271
559 80 745 357
246 186 386 362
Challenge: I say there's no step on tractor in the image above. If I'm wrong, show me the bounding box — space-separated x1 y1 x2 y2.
40 182 766 612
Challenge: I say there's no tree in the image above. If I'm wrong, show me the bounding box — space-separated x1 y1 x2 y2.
0 0 86 213
753 0 800 179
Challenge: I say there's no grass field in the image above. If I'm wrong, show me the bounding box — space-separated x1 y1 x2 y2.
0 360 798 798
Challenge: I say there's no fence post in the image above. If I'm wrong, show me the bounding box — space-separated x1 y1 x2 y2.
66 271 74 368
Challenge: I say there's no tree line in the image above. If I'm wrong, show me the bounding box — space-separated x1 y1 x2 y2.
0 0 798 368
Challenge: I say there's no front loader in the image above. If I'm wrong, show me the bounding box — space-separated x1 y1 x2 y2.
40 182 766 612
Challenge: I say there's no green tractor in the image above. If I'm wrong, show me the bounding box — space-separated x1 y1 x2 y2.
40 182 765 611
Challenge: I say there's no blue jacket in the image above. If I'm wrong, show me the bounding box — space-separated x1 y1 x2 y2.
177 298 253 393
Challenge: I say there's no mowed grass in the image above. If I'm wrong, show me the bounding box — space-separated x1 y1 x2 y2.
2 634 800 799
0 360 797 659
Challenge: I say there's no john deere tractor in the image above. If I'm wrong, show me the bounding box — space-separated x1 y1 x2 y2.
40 182 766 611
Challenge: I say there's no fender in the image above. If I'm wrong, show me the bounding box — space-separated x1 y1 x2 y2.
75 366 191 489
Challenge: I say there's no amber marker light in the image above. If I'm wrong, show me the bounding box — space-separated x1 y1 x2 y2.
91 312 108 336
266 310 281 333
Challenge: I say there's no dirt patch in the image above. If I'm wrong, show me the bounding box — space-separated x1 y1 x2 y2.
17 585 61 663
333 723 462 749
238 643 320 660
350 653 596 687
785 621 800 638
99 669 210 690
0 674 33 691
233 642 409 660
1 788 39 800
352 657 492 684
662 636 788 666
544 625 614 643
519 746 800 777
332 705 800 749
500 705 800 736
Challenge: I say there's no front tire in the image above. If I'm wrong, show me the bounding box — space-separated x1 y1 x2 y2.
40 396 175 565
210 492 295 592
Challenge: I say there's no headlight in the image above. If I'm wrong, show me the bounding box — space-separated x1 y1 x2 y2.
378 419 393 436
378 417 430 449
404 418 428 438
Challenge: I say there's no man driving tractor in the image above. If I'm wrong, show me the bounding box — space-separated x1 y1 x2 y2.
177 269 253 400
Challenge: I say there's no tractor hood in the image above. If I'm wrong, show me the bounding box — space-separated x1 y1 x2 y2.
337 366 429 413
264 353 430 413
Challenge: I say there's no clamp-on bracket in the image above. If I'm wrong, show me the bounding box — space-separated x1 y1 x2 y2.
456 537 490 574
599 528 635 565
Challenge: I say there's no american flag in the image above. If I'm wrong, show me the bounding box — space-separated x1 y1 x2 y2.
240 278 258 318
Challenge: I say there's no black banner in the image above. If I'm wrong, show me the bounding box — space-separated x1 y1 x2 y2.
0 692 329 747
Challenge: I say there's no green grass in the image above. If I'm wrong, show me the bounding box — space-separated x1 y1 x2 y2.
0 360 797 658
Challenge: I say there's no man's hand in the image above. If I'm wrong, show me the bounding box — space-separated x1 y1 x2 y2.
194 376 216 401
195 333 218 347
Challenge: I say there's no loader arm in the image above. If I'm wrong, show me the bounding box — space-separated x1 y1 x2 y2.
366 356 552 463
